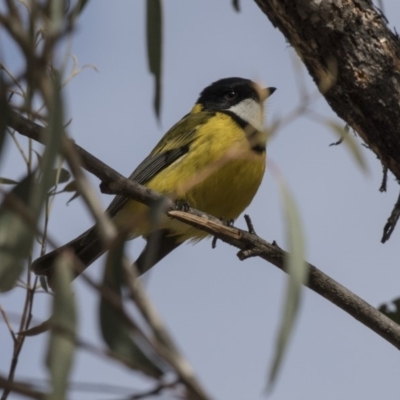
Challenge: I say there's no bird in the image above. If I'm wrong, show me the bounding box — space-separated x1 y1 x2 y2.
32 77 276 286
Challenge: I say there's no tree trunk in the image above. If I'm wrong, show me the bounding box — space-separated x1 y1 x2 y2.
255 0 400 182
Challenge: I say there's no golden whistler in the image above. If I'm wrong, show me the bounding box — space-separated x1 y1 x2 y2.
33 78 276 285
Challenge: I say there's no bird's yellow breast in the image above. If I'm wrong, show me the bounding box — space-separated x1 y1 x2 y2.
114 111 266 241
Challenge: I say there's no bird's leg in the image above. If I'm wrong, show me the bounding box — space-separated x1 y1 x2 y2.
174 199 191 212
212 218 235 249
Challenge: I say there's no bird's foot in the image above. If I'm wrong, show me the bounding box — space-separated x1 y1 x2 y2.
174 199 190 212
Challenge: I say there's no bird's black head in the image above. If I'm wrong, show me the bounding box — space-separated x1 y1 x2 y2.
196 77 275 111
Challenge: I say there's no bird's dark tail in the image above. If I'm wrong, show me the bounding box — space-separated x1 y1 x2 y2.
134 230 182 274
32 228 182 287
32 227 105 287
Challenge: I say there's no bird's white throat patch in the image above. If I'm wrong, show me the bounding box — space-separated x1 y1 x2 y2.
228 98 265 131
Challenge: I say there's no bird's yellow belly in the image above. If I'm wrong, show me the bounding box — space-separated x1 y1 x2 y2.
182 156 265 236
114 112 266 241
114 152 265 242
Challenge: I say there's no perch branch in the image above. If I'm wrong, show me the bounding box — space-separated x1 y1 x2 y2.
7 111 400 353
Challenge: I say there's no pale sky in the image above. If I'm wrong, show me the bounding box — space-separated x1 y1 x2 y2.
1 1 400 399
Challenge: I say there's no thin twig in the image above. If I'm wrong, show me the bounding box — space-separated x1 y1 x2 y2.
0 62 24 94
8 130 30 165
11 376 174 397
129 379 179 399
0 304 17 343
381 190 400 243
1 277 38 400
380 164 388 192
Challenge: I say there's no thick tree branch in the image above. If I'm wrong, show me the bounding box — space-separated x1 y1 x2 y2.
7 111 400 352
255 0 400 182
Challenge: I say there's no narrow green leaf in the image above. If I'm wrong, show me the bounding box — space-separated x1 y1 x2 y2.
66 191 80 205
40 275 49 292
0 173 35 292
99 239 163 378
57 168 70 184
50 0 64 35
379 297 400 325
46 252 76 400
33 74 65 211
328 121 369 173
67 0 90 27
0 75 9 159
146 0 163 119
46 167 71 187
0 75 65 292
61 180 77 192
33 150 43 168
232 0 240 12
52 180 80 202
0 177 18 184
267 181 307 391
73 0 90 16
20 316 52 336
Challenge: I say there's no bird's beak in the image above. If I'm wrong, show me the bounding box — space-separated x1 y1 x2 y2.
260 87 277 101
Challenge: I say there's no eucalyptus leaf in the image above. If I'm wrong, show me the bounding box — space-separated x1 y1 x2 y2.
66 191 80 205
61 180 77 192
0 173 35 292
0 177 18 184
46 252 76 400
67 0 90 30
52 180 80 202
50 0 64 35
73 0 90 16
21 316 52 336
0 75 65 292
0 75 9 159
47 168 71 187
267 181 307 391
99 239 163 378
40 275 49 292
33 150 43 168
33 73 65 210
146 0 163 119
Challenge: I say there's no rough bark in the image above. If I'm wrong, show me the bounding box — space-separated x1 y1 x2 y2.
255 0 400 181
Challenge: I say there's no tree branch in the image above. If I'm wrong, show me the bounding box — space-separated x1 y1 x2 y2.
7 111 400 352
254 0 400 182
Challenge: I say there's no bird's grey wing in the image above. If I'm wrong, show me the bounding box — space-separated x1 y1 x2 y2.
106 110 215 218
105 139 192 219
82 110 214 245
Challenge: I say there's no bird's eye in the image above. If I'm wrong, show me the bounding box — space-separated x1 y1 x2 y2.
224 90 238 101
